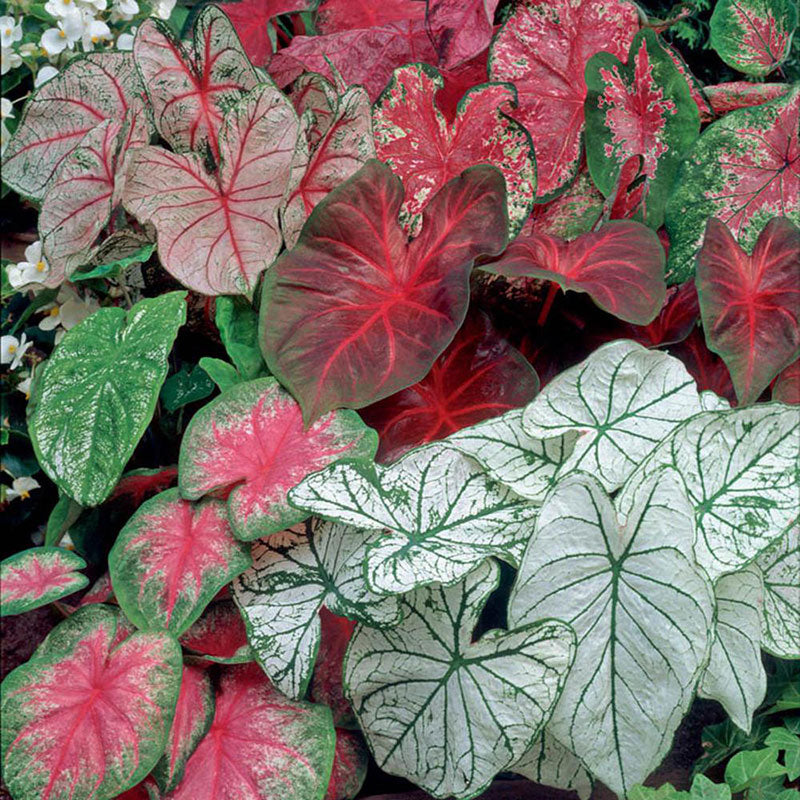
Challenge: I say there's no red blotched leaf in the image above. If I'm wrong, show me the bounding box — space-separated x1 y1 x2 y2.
314 0 425 33
109 488 251 635
0 605 182 800
111 466 179 506
772 358 800 404
361 311 539 463
167 663 335 800
670 327 736 404
426 0 501 68
481 220 666 324
221 0 309 66
1 548 88 617
123 83 299 295
325 730 369 800
531 169 604 239
696 216 800 406
260 160 509 422
489 0 639 199
373 63 536 236
179 600 253 664
704 81 792 116
310 608 356 727
179 377 377 539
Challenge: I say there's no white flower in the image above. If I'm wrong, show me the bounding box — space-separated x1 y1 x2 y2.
40 11 84 55
8 241 51 289
1 333 33 370
1 46 22 74
44 0 79 18
0 16 22 48
113 0 138 19
116 24 136 49
18 41 38 57
5 476 41 501
39 286 99 336
34 65 59 87
16 375 32 397
151 0 175 19
81 15 111 50
0 96 12 155
79 0 108 11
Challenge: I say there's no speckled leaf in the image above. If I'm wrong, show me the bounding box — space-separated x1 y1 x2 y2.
0 548 88 617
325 729 368 800
314 0 426 32
704 81 792 116
509 469 714 796
179 600 254 664
289 442 539 594
755 528 800 658
512 731 593 800
773 358 800 403
530 170 604 239
426 0 500 68
373 63 535 235
179 377 377 541
27 292 186 507
221 0 309 66
0 604 182 800
345 560 576 799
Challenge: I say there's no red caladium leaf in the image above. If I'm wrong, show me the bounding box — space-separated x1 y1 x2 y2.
310 608 356 727
325 730 369 800
167 663 336 800
696 216 800 406
123 83 299 295
314 0 425 33
111 467 179 506
79 572 116 608
179 600 253 664
704 81 792 116
603 155 648 222
108 488 251 635
1 604 182 800
489 0 639 200
373 63 536 236
772 358 800 404
290 73 339 146
669 328 736 404
361 311 539 463
221 0 309 66
436 49 490 123
426 0 501 68
1 547 88 617
616 280 700 347
261 160 509 422
531 170 604 239
115 778 159 800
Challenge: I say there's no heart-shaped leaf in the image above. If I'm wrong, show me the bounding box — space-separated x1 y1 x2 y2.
314 0 426 32
325 729 368 800
310 609 357 727
179 600 254 664
512 731 593 800
772 358 799 404
221 0 310 65
179 377 377 540
426 0 501 68
509 469 714 796
260 160 508 422
1 604 182 800
28 291 186 506
755 528 799 658
344 559 576 799
233 518 401 698
373 63 535 235
0 547 88 617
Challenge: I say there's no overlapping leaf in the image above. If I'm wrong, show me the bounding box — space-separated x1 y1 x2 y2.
705 81 792 116
512 731 593 800
530 171 604 239
670 328 736 404
426 0 500 68
773 358 800 404
221 0 309 65
325 729 369 800
290 73 339 146
755 528 799 658
314 0 426 32
310 609 357 727
179 600 254 664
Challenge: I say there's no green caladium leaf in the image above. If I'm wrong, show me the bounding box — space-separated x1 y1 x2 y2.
756 528 799 658
214 296 266 381
509 468 715 796
725 747 787 792
344 560 576 799
521 339 703 492
289 442 539 594
233 518 402 699
512 731 592 800
198 357 241 393
27 292 187 506
631 775 732 799
765 727 800 781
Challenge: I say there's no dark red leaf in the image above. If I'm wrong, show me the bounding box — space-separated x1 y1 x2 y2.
619 280 699 347
426 0 500 68
309 609 356 727
325 730 369 800
220 0 309 65
669 327 736 404
179 600 253 664
436 49 490 123
604 155 648 222
111 467 179 506
314 0 425 33
772 358 800 404
704 81 792 116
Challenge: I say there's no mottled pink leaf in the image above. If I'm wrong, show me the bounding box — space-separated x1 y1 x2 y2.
309 608 356 727
111 467 179 506
603 155 648 222
221 0 309 66
426 0 500 68
325 730 369 800
290 73 339 146
663 41 714 123
179 600 253 664
314 0 425 33
772 358 800 404
704 81 792 116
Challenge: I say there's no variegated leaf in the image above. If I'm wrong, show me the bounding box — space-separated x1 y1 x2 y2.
512 731 593 800
179 600 254 664
325 729 368 800
755 527 799 658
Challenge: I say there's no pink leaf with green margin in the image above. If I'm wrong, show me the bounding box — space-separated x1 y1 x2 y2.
79 572 116 607
111 467 179 506
662 40 714 123
0 604 182 800
489 0 639 200
220 0 309 66
704 81 792 116
531 170 604 239
109 488 251 635
426 0 501 68
123 83 299 295
179 377 377 539
0 547 88 617
772 358 800 404
310 608 356 727
314 0 425 33
166 663 336 800
179 600 253 664
325 730 369 800
260 160 509 422
134 6 258 160
373 63 536 236
696 216 800 406
290 73 339 147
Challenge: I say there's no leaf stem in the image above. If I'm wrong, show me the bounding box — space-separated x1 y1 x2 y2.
537 283 560 327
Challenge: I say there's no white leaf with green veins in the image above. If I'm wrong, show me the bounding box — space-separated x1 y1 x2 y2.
344 560 576 800
521 339 703 492
289 443 538 594
232 518 401 699
755 527 799 659
512 730 592 800
509 468 715 796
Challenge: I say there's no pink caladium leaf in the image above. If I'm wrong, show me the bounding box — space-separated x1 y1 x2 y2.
662 41 714 123
290 73 339 146
179 377 377 539
669 328 736 404
0 547 88 617
261 160 509 422
489 0 639 200
108 488 251 635
134 6 258 160
325 730 369 800
373 63 536 236
221 0 309 66
111 466 179 506
772 358 800 404
123 83 299 295
314 0 426 33
531 170 604 239
79 571 116 608
704 81 792 117
696 216 800 406
361 311 539 463
426 0 501 68
602 155 649 222
310 608 357 727
0 604 182 800
179 600 253 664
166 663 336 800
3 52 145 201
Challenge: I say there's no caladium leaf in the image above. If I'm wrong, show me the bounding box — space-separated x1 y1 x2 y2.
123 83 299 295
111 466 179 506
531 170 604 239
512 731 593 800
584 29 700 228
3 52 144 201
696 216 800 406
508 469 715 796
1 604 183 800
670 328 736 404
709 0 798 77
613 280 699 348
179 600 254 664
166 663 335 800
179 377 377 540
28 291 186 507
480 221 666 324
344 559 576 799
489 0 639 199
233 518 402 698
755 528 800 658
290 73 339 146
0 547 88 617
310 609 357 727
705 81 792 116
214 296 266 382
221 0 309 66
109 488 250 635
325 729 368 800
426 0 500 68
260 160 508 422
289 442 539 594
79 571 115 607
314 0 426 32
373 63 535 236
773 358 800 404
665 85 800 282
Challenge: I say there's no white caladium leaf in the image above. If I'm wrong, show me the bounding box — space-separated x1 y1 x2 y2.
344 560 576 800
755 527 799 658
289 443 539 594
233 518 401 699
522 339 703 492
512 731 592 800
509 469 715 796
698 566 766 733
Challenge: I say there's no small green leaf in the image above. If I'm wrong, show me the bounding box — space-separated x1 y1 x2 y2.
198 357 240 392
71 243 155 282
690 775 732 800
765 727 800 781
215 296 266 380
160 364 215 414
44 494 83 547
725 747 787 792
